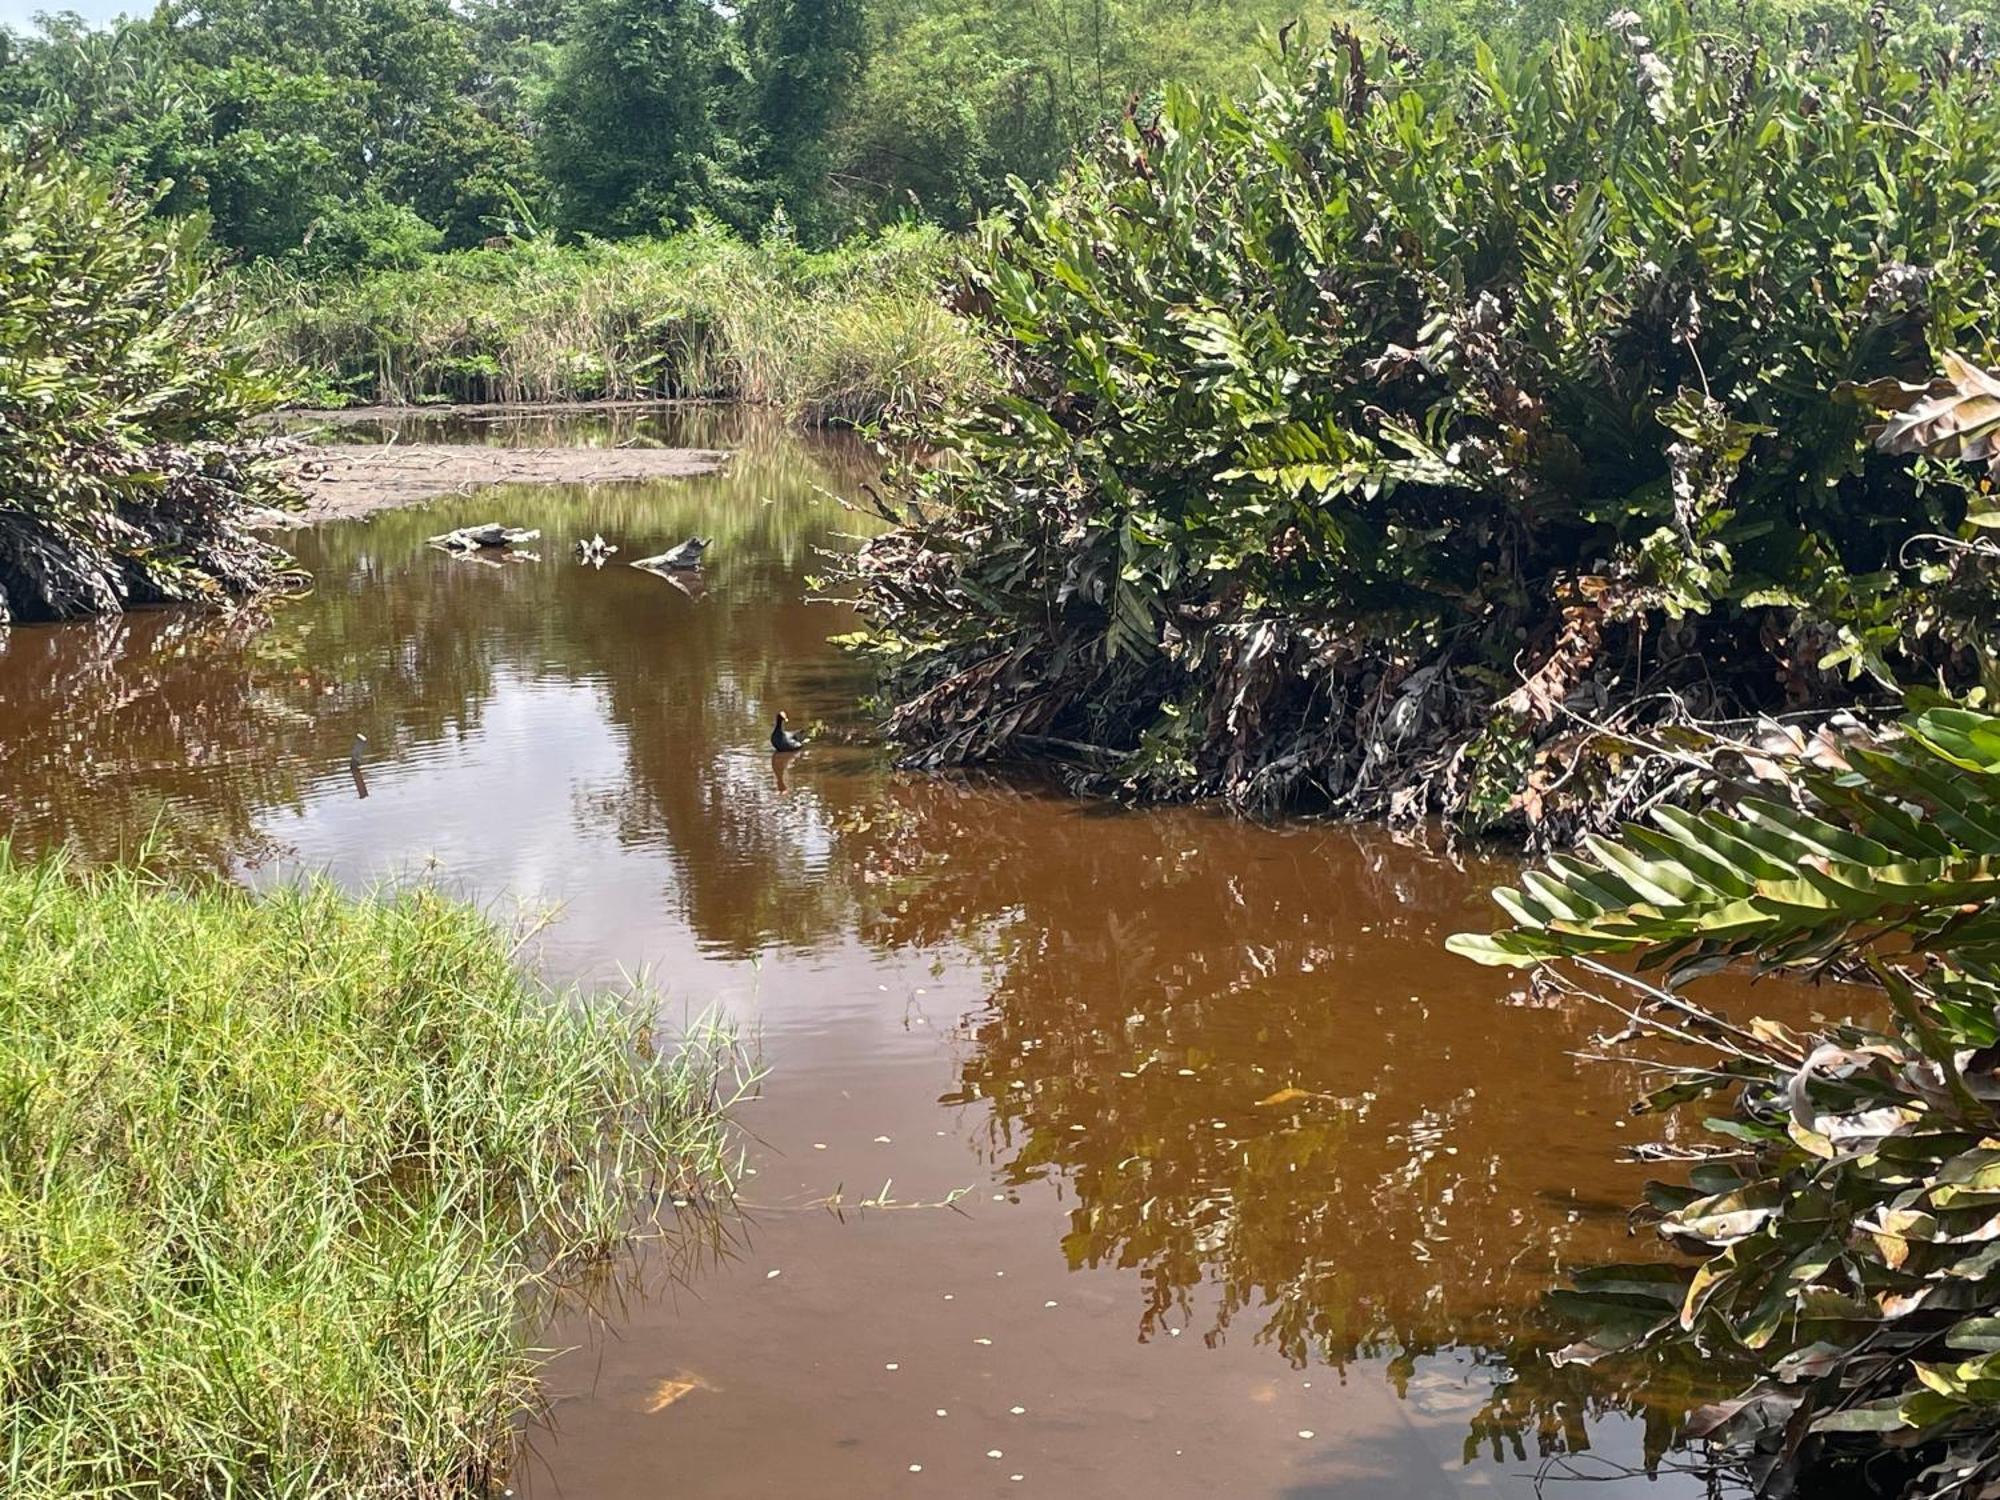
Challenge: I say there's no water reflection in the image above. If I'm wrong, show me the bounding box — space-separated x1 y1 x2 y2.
0 407 1798 1495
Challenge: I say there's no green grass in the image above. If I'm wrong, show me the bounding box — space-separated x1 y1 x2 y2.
0 843 745 1498
244 222 990 426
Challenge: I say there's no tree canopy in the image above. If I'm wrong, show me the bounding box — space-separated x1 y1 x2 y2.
10 0 1984 270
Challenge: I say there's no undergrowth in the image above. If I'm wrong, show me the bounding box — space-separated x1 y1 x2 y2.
0 844 745 1498
0 141 297 623
245 222 990 425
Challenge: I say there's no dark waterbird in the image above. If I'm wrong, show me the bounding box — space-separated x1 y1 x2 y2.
770 712 806 753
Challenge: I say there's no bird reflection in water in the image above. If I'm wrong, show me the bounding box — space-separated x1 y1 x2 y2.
770 752 790 793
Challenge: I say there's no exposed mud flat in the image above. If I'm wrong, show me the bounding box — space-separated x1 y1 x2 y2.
260 440 729 525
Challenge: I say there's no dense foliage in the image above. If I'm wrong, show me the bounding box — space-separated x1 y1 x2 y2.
0 142 294 622
0 845 740 1496
1450 706 2000 1497
10 0 1979 271
0 0 1347 265
842 10 2000 829
247 224 987 422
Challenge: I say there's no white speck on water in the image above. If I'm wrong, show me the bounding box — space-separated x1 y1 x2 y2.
878 984 889 991
765 1269 781 1279
874 1135 893 1143
1177 1068 1196 1077
991 1193 1005 1201
813 1143 827 1151
915 987 928 995
1168 1328 1182 1338
935 1409 948 1418
987 1450 1003 1460
908 1464 922 1473
942 1294 954 1301
995 1270 1004 1277
1009 1405 1026 1415
974 1337 992 1346
1043 1300 1057 1308
1010 1476 1023 1483
1303 1381 1312 1389
1298 1430 1316 1440
885 1363 899 1371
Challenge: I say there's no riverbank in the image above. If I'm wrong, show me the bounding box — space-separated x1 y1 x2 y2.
0 844 741 1495
265 435 731 524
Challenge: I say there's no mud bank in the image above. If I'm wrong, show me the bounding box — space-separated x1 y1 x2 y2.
263 441 730 526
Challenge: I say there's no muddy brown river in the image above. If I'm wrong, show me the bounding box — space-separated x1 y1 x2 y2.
0 409 1825 1498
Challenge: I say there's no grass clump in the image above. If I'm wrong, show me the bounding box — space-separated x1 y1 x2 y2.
246 221 989 425
0 844 742 1498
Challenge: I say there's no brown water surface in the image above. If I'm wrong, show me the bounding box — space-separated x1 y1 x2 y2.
0 409 1829 1499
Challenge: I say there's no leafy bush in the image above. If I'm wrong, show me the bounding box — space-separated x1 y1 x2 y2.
246 222 989 423
1450 705 2000 1497
842 9 2000 829
0 142 296 622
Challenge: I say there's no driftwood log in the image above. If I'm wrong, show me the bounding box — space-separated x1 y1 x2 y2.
428 523 541 551
631 536 711 571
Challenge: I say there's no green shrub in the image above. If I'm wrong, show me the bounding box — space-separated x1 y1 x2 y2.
1450 705 2000 1497
842 9 2000 828
0 142 297 622
244 222 991 423
0 844 744 1497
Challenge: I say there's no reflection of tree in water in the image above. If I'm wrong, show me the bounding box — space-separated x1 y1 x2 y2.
0 610 303 866
822 777 1781 1468
0 412 881 919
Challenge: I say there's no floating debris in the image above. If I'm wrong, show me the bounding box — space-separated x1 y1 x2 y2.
573 533 618 566
644 1371 713 1412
